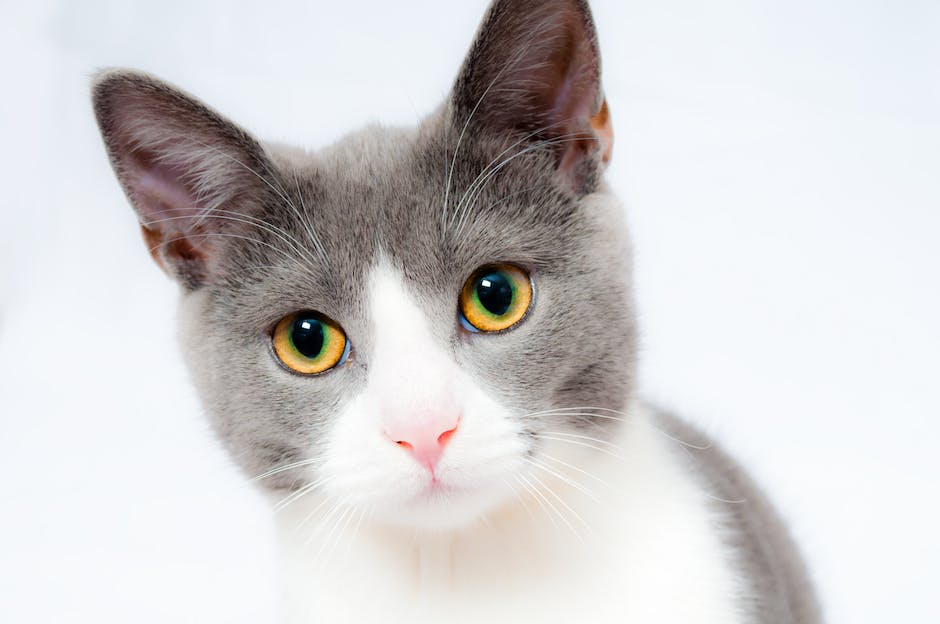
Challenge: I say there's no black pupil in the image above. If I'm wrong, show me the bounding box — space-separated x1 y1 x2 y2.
291 315 325 358
476 271 514 316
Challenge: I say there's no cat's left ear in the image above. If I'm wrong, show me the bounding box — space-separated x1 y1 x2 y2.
92 70 274 289
450 0 612 196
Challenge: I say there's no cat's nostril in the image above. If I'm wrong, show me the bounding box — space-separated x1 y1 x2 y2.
383 415 460 471
437 426 457 447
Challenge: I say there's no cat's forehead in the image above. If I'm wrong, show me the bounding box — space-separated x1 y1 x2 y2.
306 124 419 184
264 121 580 283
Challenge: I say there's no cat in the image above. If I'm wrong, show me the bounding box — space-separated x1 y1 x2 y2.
92 0 821 622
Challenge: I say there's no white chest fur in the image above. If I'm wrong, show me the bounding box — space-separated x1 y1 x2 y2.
274 406 745 624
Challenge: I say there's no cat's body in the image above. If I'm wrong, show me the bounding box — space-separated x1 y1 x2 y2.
93 0 820 622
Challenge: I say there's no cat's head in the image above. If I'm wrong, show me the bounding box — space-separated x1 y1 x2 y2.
93 0 635 529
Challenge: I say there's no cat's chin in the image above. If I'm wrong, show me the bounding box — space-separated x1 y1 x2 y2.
371 479 514 531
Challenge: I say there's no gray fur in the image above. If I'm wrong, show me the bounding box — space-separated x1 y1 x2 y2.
654 408 823 622
91 0 819 620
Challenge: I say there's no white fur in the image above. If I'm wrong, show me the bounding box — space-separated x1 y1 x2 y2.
315 262 528 529
273 264 745 623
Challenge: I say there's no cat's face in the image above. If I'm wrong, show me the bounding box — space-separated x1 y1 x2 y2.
93 0 635 529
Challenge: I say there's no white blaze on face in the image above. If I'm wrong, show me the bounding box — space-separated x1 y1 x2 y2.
368 265 461 475
317 262 526 529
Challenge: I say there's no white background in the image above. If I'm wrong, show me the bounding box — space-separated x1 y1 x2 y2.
1 0 937 622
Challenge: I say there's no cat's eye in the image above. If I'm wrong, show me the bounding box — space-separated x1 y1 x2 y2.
459 264 532 333
272 311 348 375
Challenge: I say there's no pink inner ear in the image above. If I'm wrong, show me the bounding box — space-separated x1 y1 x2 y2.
133 155 203 228
127 149 215 284
542 22 594 120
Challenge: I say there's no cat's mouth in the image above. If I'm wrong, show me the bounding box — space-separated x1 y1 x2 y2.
373 466 517 530
409 471 460 501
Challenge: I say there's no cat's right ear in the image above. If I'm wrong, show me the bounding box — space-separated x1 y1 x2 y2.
449 0 612 197
92 70 273 289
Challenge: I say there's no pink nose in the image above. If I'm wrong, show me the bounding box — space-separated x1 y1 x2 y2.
384 414 460 471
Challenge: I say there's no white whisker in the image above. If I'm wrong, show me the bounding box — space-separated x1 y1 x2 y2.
151 231 316 271
452 132 593 240
315 504 355 570
539 452 613 488
523 405 712 450
449 121 565 231
273 476 333 513
520 455 598 502
528 472 589 538
538 430 622 450
289 170 329 263
514 474 559 530
291 493 337 537
519 473 580 540
250 456 326 483
441 36 536 238
532 434 626 460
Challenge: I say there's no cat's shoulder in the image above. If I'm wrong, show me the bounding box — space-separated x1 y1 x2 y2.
647 404 823 623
